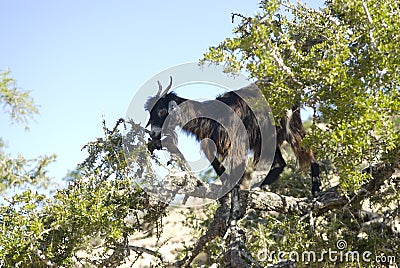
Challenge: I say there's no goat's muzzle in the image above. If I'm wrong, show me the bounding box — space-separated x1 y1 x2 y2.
150 130 162 140
147 137 162 154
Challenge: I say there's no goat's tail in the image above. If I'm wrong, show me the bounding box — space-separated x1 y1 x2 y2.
284 106 315 169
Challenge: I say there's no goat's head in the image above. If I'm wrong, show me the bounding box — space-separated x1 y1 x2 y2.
144 76 179 142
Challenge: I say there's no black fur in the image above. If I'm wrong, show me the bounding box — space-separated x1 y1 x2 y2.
145 86 321 196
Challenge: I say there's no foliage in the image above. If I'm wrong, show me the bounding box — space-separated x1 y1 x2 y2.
202 0 400 192
0 71 167 267
0 70 55 192
0 119 168 267
1 0 399 267
0 70 38 130
0 149 56 192
181 152 399 267
193 0 400 266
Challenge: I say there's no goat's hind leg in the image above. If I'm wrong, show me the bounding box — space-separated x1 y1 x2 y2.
311 161 321 196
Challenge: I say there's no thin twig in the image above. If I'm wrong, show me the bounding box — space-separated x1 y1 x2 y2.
271 50 304 87
129 245 165 263
361 1 376 50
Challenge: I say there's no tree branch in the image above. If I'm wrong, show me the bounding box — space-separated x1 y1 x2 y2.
270 50 304 87
128 245 165 263
249 160 397 215
361 0 377 50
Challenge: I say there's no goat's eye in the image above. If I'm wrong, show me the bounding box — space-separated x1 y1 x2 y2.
158 109 167 118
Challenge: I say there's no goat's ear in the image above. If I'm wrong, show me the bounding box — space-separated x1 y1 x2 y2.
168 100 178 113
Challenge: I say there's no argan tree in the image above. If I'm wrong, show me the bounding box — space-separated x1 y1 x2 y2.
0 69 55 192
0 0 399 267
194 0 400 266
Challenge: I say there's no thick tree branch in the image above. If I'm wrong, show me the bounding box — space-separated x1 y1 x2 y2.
249 160 397 215
146 120 399 267
223 186 254 268
249 186 345 215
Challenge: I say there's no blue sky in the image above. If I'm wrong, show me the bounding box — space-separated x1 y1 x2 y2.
0 0 323 184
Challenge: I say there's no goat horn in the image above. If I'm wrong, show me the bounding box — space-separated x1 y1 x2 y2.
156 80 163 96
160 76 173 97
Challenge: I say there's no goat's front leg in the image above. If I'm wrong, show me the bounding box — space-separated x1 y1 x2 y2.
211 158 226 177
260 148 286 187
202 142 228 184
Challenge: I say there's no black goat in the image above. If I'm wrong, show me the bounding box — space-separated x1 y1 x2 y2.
145 77 321 196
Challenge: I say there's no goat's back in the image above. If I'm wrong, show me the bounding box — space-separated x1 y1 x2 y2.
178 84 265 167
